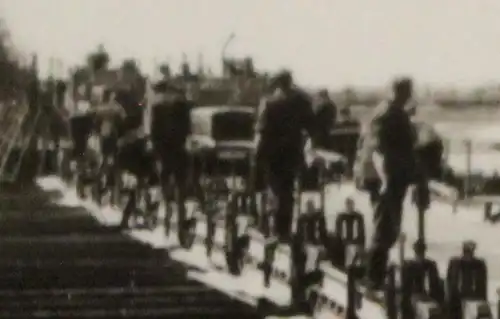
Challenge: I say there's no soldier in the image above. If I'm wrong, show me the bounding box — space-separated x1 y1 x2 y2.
69 87 94 169
447 240 487 300
359 77 419 290
112 88 158 229
334 197 365 247
97 89 120 160
335 197 366 267
254 70 316 242
148 80 192 233
446 240 488 319
313 89 337 149
335 107 360 175
355 99 445 210
301 89 338 190
401 240 443 317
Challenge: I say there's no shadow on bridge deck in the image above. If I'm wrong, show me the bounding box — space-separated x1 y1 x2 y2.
0 182 265 319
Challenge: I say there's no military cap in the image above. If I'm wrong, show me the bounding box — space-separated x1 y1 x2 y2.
392 77 413 93
413 239 427 253
270 69 293 88
463 240 477 251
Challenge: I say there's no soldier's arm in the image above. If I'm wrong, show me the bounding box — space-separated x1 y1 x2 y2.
95 94 126 119
446 258 460 295
143 99 152 137
355 213 366 245
254 97 267 134
334 213 344 237
476 259 488 299
301 93 318 144
355 121 377 172
368 110 386 155
331 101 338 125
400 261 413 301
428 260 444 302
323 101 337 132
253 98 268 148
149 104 161 143
318 213 328 244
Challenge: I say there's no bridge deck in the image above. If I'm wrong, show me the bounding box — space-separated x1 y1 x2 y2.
34 175 500 315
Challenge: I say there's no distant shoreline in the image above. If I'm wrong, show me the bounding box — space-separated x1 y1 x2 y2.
349 103 500 124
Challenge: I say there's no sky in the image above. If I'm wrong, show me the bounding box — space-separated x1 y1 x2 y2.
1 0 500 89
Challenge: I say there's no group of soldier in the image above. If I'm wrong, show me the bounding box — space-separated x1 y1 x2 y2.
66 69 445 295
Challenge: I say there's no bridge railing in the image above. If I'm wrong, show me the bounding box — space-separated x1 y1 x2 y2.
0 97 35 182
440 136 500 201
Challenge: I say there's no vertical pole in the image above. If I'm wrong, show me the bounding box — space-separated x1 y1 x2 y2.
385 264 397 319
442 138 449 179
418 202 426 244
399 233 406 264
496 288 500 319
346 264 360 319
319 161 326 212
464 139 472 200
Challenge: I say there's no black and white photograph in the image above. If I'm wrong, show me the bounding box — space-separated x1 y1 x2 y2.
0 0 498 318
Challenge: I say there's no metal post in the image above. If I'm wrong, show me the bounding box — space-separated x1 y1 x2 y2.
221 33 235 77
418 202 426 244
319 162 326 212
464 139 472 200
442 139 450 181
496 288 500 319
221 33 236 60
346 264 360 319
385 264 397 319
399 233 406 264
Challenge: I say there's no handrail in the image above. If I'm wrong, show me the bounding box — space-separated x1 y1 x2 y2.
0 104 29 180
2 110 42 182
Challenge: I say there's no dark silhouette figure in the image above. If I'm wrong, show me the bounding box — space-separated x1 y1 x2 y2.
313 89 337 148
401 240 444 318
363 77 418 289
255 70 316 241
149 81 192 230
446 241 488 319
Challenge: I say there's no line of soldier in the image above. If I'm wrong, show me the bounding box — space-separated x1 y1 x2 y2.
34 69 489 318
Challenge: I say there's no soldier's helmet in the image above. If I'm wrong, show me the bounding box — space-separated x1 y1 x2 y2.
270 69 293 89
318 89 329 99
392 77 413 96
462 240 477 254
345 196 355 208
413 239 427 255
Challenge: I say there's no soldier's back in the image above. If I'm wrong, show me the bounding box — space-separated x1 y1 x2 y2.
263 89 310 144
151 96 191 147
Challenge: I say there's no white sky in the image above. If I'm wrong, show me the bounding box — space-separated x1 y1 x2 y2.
1 0 500 89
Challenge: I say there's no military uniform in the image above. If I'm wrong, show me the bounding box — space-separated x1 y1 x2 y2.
359 96 417 287
112 89 154 180
149 82 192 209
313 92 337 149
69 100 94 160
255 85 316 240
